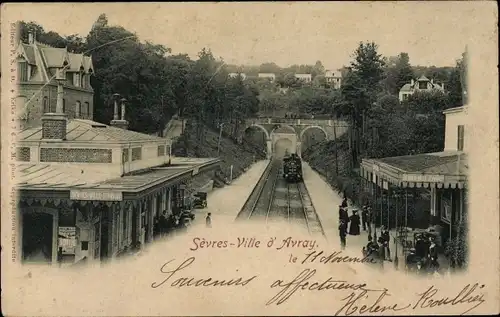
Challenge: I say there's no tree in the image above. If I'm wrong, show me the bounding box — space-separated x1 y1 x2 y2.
394 53 414 94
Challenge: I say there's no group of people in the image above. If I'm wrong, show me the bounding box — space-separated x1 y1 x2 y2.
338 197 370 249
406 234 440 274
338 197 392 263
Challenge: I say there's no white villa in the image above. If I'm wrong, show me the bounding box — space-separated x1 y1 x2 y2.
399 75 445 102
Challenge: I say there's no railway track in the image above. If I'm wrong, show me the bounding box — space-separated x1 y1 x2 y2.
236 158 325 237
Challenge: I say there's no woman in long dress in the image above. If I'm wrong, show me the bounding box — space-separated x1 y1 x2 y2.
348 210 361 236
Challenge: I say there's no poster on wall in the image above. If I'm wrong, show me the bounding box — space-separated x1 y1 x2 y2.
58 226 76 254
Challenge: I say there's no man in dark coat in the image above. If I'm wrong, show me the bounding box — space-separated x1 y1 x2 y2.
361 205 369 231
341 197 348 208
348 210 361 236
428 237 439 271
339 206 349 224
339 219 347 250
380 226 392 261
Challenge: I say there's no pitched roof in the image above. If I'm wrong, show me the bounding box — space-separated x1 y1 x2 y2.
417 75 430 82
16 158 222 192
19 43 36 64
16 163 114 188
378 152 467 175
67 53 85 72
400 83 412 92
18 119 165 143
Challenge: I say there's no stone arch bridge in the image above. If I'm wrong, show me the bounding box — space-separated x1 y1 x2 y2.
241 118 349 158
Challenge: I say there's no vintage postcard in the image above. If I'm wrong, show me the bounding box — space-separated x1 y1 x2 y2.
1 2 499 316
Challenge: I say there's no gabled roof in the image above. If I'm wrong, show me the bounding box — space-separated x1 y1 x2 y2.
17 43 36 64
67 53 85 72
18 119 165 143
16 40 94 83
417 75 430 82
39 46 70 68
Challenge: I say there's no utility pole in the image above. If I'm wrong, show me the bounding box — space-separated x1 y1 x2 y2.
333 114 339 175
217 122 225 156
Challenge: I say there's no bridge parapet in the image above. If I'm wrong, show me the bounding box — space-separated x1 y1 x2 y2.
252 118 333 126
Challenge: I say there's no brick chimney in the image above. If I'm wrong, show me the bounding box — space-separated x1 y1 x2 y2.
42 68 67 140
28 32 34 44
110 94 129 130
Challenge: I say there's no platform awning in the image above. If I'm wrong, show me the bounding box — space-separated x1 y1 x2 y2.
360 151 467 189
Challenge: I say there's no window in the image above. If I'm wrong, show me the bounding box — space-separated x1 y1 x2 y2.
418 81 427 90
43 97 49 113
73 72 81 87
132 147 142 161
457 125 465 151
76 101 81 118
18 62 28 81
83 102 90 118
62 99 66 113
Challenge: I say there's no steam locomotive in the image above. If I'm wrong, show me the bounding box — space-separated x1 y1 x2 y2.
283 153 303 183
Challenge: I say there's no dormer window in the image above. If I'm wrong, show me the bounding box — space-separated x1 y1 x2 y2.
418 81 427 90
18 61 28 82
73 72 81 87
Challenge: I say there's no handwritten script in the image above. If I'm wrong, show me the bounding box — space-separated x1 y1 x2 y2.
151 256 487 315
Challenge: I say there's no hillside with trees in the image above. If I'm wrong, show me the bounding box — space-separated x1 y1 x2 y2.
18 16 264 181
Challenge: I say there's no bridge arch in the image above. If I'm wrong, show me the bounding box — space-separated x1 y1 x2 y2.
244 123 270 140
270 124 297 136
299 125 328 141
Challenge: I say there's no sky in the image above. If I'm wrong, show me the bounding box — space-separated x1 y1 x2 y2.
6 2 491 69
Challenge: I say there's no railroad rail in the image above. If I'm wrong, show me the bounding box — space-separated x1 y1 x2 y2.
237 158 325 237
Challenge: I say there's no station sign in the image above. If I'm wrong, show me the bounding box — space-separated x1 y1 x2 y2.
402 174 445 183
70 190 123 201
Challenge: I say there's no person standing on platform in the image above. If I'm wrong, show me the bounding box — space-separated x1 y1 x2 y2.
57 247 63 268
381 226 392 261
361 205 368 231
348 210 361 236
339 205 349 224
341 196 348 208
366 207 373 237
206 212 212 228
428 237 439 271
339 219 347 250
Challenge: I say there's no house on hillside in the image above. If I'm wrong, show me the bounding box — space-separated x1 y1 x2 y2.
399 75 445 102
258 73 276 82
228 72 247 80
16 32 95 129
294 73 312 83
325 69 342 89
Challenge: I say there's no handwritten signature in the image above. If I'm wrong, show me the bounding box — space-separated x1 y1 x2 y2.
151 257 487 315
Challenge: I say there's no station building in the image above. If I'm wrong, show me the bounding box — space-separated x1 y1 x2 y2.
15 78 220 266
360 106 468 248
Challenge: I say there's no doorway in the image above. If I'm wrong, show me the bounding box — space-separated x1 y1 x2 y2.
22 211 53 263
99 205 110 260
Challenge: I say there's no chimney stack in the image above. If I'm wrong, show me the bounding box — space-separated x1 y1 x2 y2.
42 68 67 140
28 32 34 44
110 94 129 130
410 79 414 86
